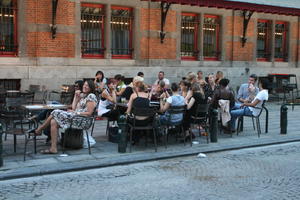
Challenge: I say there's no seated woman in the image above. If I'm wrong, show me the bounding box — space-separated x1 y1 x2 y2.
97 78 119 121
183 83 207 138
126 81 151 144
115 74 126 97
179 80 190 98
149 80 166 101
159 83 185 125
126 81 150 126
230 79 269 131
30 80 98 154
94 71 107 95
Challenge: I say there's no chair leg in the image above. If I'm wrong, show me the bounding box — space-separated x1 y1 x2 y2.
13 135 17 153
129 128 133 153
164 127 168 149
62 131 66 154
34 135 37 154
205 126 209 144
86 131 91 155
251 117 255 130
90 120 95 136
256 118 261 138
106 120 110 136
153 128 157 152
189 128 192 147
24 134 28 161
237 117 241 135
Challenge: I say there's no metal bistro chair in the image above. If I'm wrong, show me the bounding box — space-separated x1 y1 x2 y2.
237 101 268 138
62 115 95 155
127 106 158 153
161 105 187 148
190 104 210 144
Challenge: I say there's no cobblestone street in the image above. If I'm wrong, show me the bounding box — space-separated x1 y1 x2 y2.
1 142 300 200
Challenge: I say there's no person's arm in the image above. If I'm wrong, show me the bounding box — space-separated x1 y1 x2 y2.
242 99 260 107
237 84 247 103
116 87 126 96
160 96 171 112
102 89 116 104
126 93 136 114
71 90 81 110
187 97 195 110
76 101 96 116
185 90 193 104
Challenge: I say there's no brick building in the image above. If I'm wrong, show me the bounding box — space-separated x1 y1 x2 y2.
0 0 300 90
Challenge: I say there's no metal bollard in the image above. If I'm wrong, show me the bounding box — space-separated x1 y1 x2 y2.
117 115 127 153
0 123 3 167
280 105 288 134
210 109 218 143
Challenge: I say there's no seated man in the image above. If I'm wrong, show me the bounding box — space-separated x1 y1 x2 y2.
230 79 269 131
153 71 170 88
235 74 259 108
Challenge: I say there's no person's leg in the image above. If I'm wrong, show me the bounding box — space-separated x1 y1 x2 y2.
35 115 54 134
232 102 242 110
230 107 253 130
49 119 58 153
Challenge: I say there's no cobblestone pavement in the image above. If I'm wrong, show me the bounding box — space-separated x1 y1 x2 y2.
1 142 300 200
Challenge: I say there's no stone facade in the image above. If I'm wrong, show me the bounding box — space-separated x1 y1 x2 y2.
0 0 300 90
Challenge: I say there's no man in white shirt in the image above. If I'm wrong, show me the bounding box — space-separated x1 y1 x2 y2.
230 79 269 131
154 71 170 88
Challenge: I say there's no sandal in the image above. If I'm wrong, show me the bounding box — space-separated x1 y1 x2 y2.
28 128 42 136
40 149 57 154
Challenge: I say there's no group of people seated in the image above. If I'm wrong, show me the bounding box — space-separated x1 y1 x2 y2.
29 69 269 153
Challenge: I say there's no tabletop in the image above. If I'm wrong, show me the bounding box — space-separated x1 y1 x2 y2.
22 104 68 110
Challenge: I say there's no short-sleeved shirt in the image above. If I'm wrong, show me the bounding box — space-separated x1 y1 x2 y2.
117 81 126 92
154 78 170 86
249 89 268 116
162 95 185 123
237 83 259 103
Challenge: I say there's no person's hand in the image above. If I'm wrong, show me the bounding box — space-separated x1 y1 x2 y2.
159 93 166 99
75 90 81 98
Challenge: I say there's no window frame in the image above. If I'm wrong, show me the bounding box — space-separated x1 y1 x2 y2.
203 14 220 61
111 5 133 59
180 12 199 61
0 0 18 57
80 3 105 59
274 21 288 62
256 19 271 62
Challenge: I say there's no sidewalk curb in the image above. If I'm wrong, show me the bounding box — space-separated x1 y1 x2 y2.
1 136 300 181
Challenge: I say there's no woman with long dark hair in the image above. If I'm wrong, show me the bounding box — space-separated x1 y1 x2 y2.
94 71 107 93
29 80 98 154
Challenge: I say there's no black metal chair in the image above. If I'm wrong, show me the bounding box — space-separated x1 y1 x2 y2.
62 115 95 155
60 92 74 105
127 106 158 153
237 101 268 137
190 104 210 144
161 105 186 148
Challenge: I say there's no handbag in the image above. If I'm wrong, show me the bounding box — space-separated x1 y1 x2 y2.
108 125 120 143
61 128 83 149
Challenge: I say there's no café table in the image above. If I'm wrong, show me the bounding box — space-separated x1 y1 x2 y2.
22 104 69 111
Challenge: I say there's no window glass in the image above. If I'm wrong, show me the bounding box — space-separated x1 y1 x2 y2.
181 14 198 60
203 16 219 60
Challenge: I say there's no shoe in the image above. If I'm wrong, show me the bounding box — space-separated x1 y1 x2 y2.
40 149 57 154
27 128 42 136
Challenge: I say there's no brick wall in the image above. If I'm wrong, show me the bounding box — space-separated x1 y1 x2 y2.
26 0 75 25
139 8 177 59
140 38 176 59
27 32 75 57
26 0 75 58
225 16 254 61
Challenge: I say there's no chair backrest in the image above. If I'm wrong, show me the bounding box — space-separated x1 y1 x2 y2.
21 91 35 104
60 92 74 104
168 105 186 115
194 104 209 116
70 115 94 130
256 100 267 117
132 106 157 117
5 97 26 110
33 90 48 104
